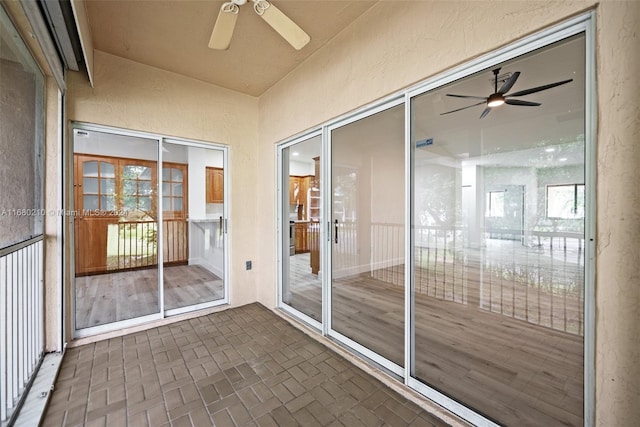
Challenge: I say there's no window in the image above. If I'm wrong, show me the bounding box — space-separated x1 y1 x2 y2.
547 184 585 219
0 5 45 248
163 165 186 218
122 163 154 212
80 159 116 211
486 191 505 217
74 154 187 218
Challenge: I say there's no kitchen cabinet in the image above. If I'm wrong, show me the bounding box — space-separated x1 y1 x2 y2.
289 175 310 220
309 221 320 274
294 222 309 253
206 167 224 203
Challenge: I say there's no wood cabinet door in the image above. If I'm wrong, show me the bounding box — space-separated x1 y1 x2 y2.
206 167 224 203
289 177 298 205
294 222 309 253
289 176 312 220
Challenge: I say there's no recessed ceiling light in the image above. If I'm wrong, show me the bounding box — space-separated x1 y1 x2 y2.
559 157 568 162
545 147 555 152
292 152 299 156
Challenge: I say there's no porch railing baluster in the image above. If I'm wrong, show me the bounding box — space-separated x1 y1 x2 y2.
0 236 45 423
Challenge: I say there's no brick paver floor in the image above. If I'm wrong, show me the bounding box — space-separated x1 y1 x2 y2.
43 303 450 426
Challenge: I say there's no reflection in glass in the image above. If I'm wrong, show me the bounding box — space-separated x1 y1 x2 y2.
281 136 322 322
101 178 115 194
547 184 585 218
331 104 405 367
101 196 115 211
411 35 585 426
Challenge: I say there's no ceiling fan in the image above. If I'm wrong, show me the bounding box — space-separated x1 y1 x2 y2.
209 0 310 50
441 68 573 119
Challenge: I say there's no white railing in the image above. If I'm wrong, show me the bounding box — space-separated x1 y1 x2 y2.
0 236 44 424
365 223 584 336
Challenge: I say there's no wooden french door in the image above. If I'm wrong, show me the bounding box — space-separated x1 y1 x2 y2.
74 154 188 275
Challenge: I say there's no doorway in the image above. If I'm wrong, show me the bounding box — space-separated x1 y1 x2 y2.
277 17 593 427
71 124 229 335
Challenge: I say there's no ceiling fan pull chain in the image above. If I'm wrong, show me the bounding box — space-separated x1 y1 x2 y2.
253 0 270 16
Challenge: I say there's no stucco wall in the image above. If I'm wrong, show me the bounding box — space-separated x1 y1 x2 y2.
44 77 62 352
0 58 39 248
592 2 640 426
66 50 260 310
256 0 640 425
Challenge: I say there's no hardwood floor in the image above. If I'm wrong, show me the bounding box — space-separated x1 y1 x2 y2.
332 276 582 427
284 253 583 426
75 264 223 329
283 252 321 322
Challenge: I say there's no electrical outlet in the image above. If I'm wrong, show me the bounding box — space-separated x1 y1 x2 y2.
246 260 252 270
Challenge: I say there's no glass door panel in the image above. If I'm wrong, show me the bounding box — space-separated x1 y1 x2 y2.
281 135 322 322
410 35 585 426
73 129 159 329
162 142 226 311
330 104 405 367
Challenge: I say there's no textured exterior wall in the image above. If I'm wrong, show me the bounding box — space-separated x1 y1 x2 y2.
256 0 640 425
44 77 61 352
593 2 640 426
66 50 260 311
0 58 38 247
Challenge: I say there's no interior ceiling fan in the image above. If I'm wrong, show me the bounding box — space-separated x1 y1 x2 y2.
441 68 573 119
209 0 310 50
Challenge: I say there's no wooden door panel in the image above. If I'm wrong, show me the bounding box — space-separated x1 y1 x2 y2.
75 217 118 275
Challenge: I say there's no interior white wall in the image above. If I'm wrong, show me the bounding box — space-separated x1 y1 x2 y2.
289 160 313 176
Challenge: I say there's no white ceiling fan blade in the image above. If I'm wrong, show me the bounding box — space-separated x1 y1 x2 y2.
208 2 239 50
255 1 310 50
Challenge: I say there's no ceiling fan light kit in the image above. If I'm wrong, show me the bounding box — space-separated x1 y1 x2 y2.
209 0 310 51
487 93 505 108
441 67 573 119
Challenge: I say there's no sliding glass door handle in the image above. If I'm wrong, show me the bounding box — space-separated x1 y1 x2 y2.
334 219 339 244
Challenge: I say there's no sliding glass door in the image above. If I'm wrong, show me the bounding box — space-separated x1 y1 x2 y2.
279 134 322 323
73 129 160 329
277 18 592 427
410 34 586 426
72 125 228 335
329 103 405 370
